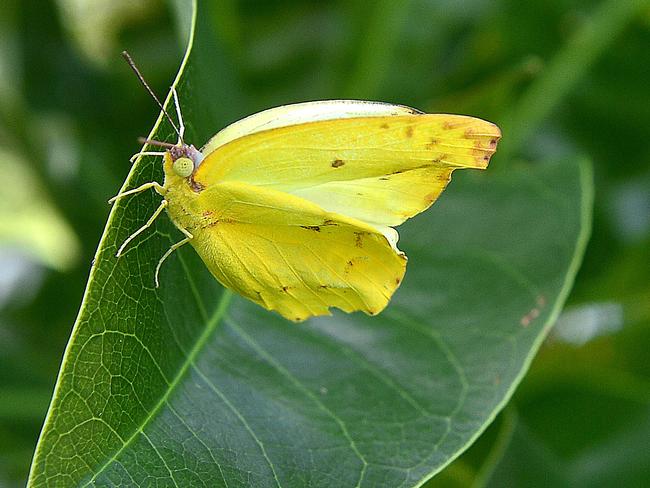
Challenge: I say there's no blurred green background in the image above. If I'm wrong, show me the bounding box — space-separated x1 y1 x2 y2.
1 0 648 486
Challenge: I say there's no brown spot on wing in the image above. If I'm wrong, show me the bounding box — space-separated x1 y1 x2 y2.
300 225 321 232
380 123 390 129
425 138 438 149
405 126 414 138
424 193 437 204
331 159 345 168
443 120 460 130
354 232 364 248
390 163 435 176
206 217 236 227
431 154 448 164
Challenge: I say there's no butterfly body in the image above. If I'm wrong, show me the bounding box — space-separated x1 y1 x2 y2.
128 100 501 322
162 150 407 322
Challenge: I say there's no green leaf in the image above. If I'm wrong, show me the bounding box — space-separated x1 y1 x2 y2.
483 393 650 487
478 313 650 488
27 1 593 486
496 0 649 161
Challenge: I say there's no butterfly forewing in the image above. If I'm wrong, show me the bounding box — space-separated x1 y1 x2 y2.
200 100 421 156
194 113 500 228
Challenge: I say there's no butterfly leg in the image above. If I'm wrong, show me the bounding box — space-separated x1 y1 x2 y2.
172 87 185 141
154 227 193 288
129 151 167 163
108 181 165 204
116 199 168 257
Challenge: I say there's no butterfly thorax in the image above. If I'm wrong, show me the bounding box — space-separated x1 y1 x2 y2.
162 147 206 232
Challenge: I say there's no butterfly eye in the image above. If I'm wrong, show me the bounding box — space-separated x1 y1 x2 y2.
172 157 194 178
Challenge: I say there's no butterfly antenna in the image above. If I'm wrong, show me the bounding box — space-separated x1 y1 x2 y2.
137 137 176 149
121 51 183 142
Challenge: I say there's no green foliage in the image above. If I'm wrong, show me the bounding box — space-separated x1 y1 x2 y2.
27 1 592 486
1 0 648 486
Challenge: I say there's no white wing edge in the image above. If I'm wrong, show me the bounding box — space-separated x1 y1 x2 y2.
375 225 402 254
200 99 422 157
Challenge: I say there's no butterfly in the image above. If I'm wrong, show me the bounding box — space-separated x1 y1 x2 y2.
111 53 501 322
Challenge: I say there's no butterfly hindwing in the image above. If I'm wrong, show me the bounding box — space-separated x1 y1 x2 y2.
185 180 407 321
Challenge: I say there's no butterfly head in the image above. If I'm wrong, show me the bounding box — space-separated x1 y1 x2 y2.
160 142 206 193
169 143 204 178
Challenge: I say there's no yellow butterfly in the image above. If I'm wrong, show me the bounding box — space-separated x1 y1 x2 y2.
112 54 500 322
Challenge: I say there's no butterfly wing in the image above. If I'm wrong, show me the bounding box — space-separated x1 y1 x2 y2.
186 180 406 322
201 99 422 157
194 106 500 228
177 102 500 320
